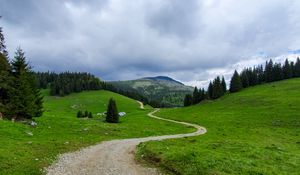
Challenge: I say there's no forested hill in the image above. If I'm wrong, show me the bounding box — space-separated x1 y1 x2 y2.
34 72 148 104
111 76 193 107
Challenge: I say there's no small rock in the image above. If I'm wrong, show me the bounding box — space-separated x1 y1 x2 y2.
30 121 37 127
65 141 69 144
26 131 33 136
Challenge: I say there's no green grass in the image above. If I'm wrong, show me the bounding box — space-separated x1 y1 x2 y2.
0 90 193 175
137 78 300 175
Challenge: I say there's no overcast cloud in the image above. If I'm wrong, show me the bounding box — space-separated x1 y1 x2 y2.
1 0 300 87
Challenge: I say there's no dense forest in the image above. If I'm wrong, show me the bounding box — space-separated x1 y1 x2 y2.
34 71 149 104
184 58 300 106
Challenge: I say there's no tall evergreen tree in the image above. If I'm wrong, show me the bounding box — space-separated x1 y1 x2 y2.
283 59 292 79
273 63 283 81
10 48 43 119
208 82 213 99
183 94 193 107
221 76 227 93
106 98 119 123
265 59 274 82
295 57 300 77
0 53 12 117
240 70 249 88
192 87 199 104
230 70 242 93
212 76 224 99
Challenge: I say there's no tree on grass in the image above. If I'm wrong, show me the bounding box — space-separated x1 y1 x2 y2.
10 48 43 119
0 53 12 117
221 76 227 93
77 111 83 118
183 94 192 107
88 112 93 118
230 70 242 93
106 98 119 123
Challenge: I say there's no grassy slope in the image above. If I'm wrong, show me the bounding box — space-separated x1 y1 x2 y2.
137 78 300 175
112 79 193 107
0 90 193 175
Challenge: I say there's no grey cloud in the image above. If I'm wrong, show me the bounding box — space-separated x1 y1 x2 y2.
1 0 300 85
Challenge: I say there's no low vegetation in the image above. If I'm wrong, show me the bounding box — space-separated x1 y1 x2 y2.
137 78 300 174
0 90 193 174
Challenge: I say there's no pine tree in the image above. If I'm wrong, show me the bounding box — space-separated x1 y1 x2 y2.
77 111 83 118
265 60 274 82
106 98 119 123
84 110 89 118
273 63 283 81
221 76 226 93
282 59 292 79
184 94 193 107
0 53 12 117
192 87 199 104
295 57 300 77
88 112 93 118
208 82 213 99
230 70 242 93
10 48 41 119
212 76 223 99
240 70 249 88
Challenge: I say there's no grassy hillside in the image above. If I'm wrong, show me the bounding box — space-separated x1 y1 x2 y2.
0 90 193 175
112 76 193 107
137 78 300 175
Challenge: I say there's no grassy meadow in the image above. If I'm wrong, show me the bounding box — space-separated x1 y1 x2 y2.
0 90 193 175
137 78 300 175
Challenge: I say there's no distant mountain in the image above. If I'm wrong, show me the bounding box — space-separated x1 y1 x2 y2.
111 76 193 107
142 76 185 85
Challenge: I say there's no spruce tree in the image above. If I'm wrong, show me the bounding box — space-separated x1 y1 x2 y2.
88 112 93 118
106 98 119 123
192 87 199 104
295 57 300 77
10 48 42 119
230 70 242 93
240 70 249 88
212 76 223 99
283 59 292 79
84 110 89 118
221 76 226 93
183 94 193 107
273 63 283 81
208 82 213 99
265 60 274 82
0 53 12 117
77 111 83 118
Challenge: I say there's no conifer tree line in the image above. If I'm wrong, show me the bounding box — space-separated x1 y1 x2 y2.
35 71 149 104
184 58 300 106
0 21 43 120
184 76 226 106
77 110 93 118
35 72 103 96
230 58 300 93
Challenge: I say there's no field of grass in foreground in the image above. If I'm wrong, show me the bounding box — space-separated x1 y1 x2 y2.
0 90 193 175
137 78 300 175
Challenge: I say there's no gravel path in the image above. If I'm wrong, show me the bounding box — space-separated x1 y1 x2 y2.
46 102 207 175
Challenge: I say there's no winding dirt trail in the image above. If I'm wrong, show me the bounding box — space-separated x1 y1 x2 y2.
46 102 207 175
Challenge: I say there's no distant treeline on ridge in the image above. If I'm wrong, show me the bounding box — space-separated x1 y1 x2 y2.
184 58 300 107
34 71 149 104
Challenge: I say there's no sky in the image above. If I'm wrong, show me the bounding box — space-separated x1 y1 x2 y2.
1 0 300 88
